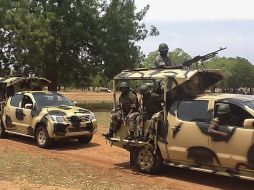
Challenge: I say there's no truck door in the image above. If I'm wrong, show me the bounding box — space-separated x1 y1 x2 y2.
4 94 24 132
208 102 254 170
16 94 34 135
167 100 211 164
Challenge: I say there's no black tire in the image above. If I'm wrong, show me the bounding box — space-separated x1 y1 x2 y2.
35 126 52 148
134 147 162 174
78 135 93 144
0 121 7 138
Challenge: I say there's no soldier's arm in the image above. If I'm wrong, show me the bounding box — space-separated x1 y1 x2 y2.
125 94 138 118
208 120 228 137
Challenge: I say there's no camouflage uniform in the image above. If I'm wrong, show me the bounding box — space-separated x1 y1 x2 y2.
108 91 139 136
208 104 241 139
142 92 163 137
10 67 23 76
138 84 163 140
153 43 174 68
208 116 231 139
143 92 163 120
154 55 172 68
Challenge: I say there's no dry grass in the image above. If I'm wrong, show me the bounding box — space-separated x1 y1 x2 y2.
60 91 114 111
60 91 113 104
0 150 129 190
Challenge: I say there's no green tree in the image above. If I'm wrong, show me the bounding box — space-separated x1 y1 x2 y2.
143 51 157 68
170 48 191 65
207 57 254 93
101 0 158 78
0 0 158 90
0 0 104 91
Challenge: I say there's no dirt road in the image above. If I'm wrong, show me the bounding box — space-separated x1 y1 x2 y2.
0 133 253 190
0 91 253 189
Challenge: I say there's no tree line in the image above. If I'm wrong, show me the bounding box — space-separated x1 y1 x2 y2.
1 1 253 93
0 0 158 91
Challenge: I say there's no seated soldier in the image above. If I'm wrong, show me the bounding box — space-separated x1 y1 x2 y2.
208 104 239 139
103 82 139 140
138 84 163 141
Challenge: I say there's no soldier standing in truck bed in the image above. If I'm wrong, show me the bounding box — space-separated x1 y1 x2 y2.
154 43 174 68
103 82 139 140
139 84 163 140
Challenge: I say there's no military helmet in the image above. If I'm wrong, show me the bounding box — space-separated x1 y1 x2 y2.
217 104 230 115
139 84 150 95
13 61 20 68
155 80 162 87
119 82 129 89
158 43 169 52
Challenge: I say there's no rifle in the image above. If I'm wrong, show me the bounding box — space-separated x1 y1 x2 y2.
139 94 145 137
182 47 227 68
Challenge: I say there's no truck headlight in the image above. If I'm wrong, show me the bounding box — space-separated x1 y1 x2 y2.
50 116 66 123
89 113 96 120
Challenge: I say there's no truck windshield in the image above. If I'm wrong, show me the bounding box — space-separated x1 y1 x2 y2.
33 92 74 108
245 100 254 110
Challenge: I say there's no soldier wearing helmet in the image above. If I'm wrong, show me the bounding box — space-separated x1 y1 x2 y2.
103 82 139 140
153 80 163 95
154 43 173 68
10 61 23 76
140 84 163 119
138 84 163 140
208 104 234 139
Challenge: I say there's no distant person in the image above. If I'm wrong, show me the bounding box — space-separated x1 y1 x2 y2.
10 61 23 76
154 43 174 68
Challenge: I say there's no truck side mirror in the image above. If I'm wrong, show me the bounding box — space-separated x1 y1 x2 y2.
243 119 254 129
72 101 78 106
25 103 33 109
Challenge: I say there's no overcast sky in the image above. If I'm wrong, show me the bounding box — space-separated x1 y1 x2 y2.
135 0 254 63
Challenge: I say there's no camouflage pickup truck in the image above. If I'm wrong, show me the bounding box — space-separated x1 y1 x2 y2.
107 68 254 180
0 77 97 148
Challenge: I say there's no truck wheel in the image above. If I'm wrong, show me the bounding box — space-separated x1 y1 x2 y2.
135 147 162 174
35 126 52 148
78 135 93 144
0 122 7 138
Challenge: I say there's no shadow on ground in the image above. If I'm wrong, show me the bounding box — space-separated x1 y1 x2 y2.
114 161 254 190
2 134 100 150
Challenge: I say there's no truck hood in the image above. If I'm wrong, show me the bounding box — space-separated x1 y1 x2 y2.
42 105 94 119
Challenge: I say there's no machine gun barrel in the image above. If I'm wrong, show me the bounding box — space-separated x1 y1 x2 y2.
183 47 227 67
